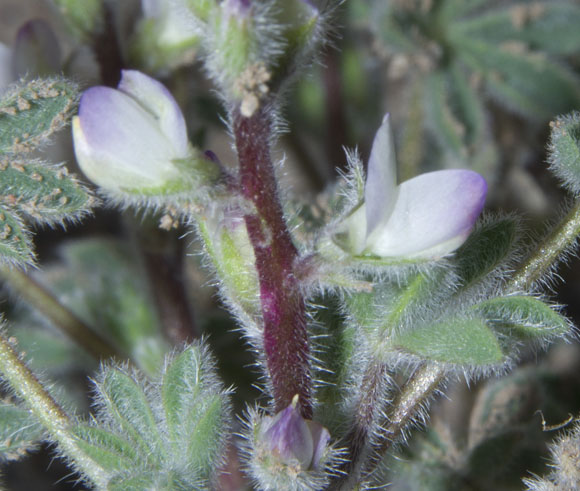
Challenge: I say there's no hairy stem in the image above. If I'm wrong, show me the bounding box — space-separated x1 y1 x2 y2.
508 199 580 292
0 267 122 360
372 363 445 463
330 361 389 489
232 105 312 418
0 331 108 488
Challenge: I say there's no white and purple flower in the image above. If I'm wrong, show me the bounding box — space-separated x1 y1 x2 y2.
72 70 192 195
341 114 487 260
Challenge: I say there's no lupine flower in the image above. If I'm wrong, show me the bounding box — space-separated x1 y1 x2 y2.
259 395 330 470
72 70 192 195
341 114 487 260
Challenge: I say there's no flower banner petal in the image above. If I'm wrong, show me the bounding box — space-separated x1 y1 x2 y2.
365 113 398 239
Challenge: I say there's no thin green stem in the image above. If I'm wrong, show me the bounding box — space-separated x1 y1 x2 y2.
0 330 108 488
508 199 580 292
0 267 122 360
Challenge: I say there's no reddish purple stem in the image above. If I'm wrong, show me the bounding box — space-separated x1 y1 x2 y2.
233 106 312 418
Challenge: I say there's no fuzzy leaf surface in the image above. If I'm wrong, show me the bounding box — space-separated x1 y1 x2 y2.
0 79 78 154
96 368 162 459
451 3 580 56
72 424 139 473
548 111 580 194
162 344 230 478
0 158 92 224
55 240 168 376
392 317 503 365
0 402 44 461
454 217 518 288
82 343 231 488
0 205 34 265
452 37 580 119
473 296 569 340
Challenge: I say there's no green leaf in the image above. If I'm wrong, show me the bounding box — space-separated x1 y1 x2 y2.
97 369 162 459
0 205 34 265
439 0 490 21
473 296 569 340
162 345 206 440
548 111 580 195
441 62 487 153
0 79 78 154
108 472 194 491
453 37 580 119
348 270 455 345
451 3 580 55
393 317 503 365
185 395 226 474
0 158 92 224
425 71 466 158
454 217 518 288
57 240 168 376
72 425 138 472
0 402 44 461
162 344 230 478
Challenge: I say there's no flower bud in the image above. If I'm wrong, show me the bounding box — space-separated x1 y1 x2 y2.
258 395 330 471
131 0 200 73
72 70 214 197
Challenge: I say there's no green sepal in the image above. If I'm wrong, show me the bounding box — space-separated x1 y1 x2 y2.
0 158 93 224
392 317 504 365
451 3 580 56
72 424 139 473
211 8 255 93
0 205 34 265
0 79 78 154
0 401 44 461
96 368 162 459
548 111 580 195
454 217 518 288
473 295 569 340
196 215 260 317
